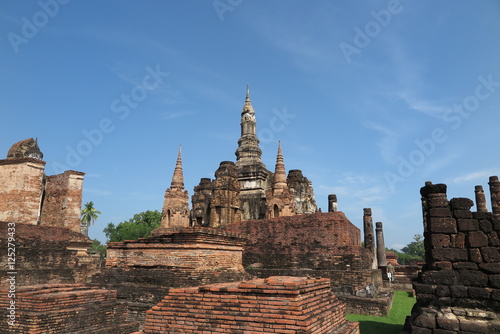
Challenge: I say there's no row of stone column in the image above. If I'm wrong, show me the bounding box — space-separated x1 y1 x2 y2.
474 176 500 216
363 208 387 270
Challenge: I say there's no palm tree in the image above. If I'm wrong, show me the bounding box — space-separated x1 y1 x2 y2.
81 201 101 227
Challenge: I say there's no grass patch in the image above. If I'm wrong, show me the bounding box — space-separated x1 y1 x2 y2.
346 290 416 334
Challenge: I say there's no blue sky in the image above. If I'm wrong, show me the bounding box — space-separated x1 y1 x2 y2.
1 1 499 250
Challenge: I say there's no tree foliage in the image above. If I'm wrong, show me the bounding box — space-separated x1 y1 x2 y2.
401 234 425 258
90 238 107 259
81 201 101 226
103 210 162 242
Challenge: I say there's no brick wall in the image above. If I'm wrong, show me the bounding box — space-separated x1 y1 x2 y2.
226 212 362 269
93 227 252 326
142 276 359 334
404 180 500 333
106 227 246 270
40 170 85 233
0 284 138 333
0 222 97 288
0 158 45 224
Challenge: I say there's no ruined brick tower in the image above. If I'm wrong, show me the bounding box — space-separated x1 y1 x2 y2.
266 141 295 218
235 84 273 220
161 146 190 228
0 138 85 233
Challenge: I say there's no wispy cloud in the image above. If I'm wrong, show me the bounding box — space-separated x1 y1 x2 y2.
452 170 496 184
162 110 194 120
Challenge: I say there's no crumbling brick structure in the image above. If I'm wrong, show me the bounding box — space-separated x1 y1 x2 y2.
0 138 84 233
226 212 381 298
92 227 252 325
141 276 359 334
404 178 500 333
0 284 138 333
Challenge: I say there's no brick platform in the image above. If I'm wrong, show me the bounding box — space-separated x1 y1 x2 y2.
0 283 138 333
142 276 359 333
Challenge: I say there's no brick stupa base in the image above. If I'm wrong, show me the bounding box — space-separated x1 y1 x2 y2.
142 276 359 334
0 283 138 334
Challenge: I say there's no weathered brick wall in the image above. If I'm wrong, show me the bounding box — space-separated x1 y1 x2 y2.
226 212 362 269
106 227 246 270
0 158 45 224
142 276 359 334
339 291 394 316
40 170 85 233
93 227 252 326
0 222 97 288
0 284 138 334
404 180 500 333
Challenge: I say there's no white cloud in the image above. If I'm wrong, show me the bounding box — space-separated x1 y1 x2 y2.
162 110 194 120
452 170 496 184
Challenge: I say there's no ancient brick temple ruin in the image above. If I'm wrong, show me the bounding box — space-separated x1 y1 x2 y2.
0 139 138 333
0 138 84 233
162 85 317 229
404 177 500 333
142 276 359 334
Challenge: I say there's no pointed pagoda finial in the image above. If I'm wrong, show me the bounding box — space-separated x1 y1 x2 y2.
246 82 250 101
170 145 184 190
242 83 254 115
273 141 287 194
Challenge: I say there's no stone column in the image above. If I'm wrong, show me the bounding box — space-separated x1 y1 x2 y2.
363 208 377 269
474 185 488 213
489 176 500 218
375 222 387 268
328 194 338 212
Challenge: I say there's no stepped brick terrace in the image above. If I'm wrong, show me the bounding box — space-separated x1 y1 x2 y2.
141 276 359 334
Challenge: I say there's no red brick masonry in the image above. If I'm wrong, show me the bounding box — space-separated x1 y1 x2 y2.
0 283 138 333
142 276 359 334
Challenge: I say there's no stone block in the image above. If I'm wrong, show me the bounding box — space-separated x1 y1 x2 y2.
493 219 500 231
466 231 489 248
432 261 453 270
410 325 432 334
458 270 488 287
431 248 468 262
427 196 449 208
436 285 450 297
436 312 459 331
449 198 474 210
452 262 477 271
421 184 447 197
433 329 457 334
431 234 451 248
413 313 436 329
428 217 457 234
479 220 492 232
481 246 500 263
490 275 500 289
491 288 500 301
457 219 479 232
413 283 436 295
450 232 465 248
430 208 452 217
421 270 458 285
489 231 500 246
469 248 482 263
467 286 490 299
450 285 467 298
459 317 489 333
479 263 500 274
472 211 492 220
453 209 473 219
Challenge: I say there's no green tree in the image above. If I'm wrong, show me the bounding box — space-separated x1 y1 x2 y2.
81 201 102 226
103 210 162 242
90 238 107 259
401 234 425 259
